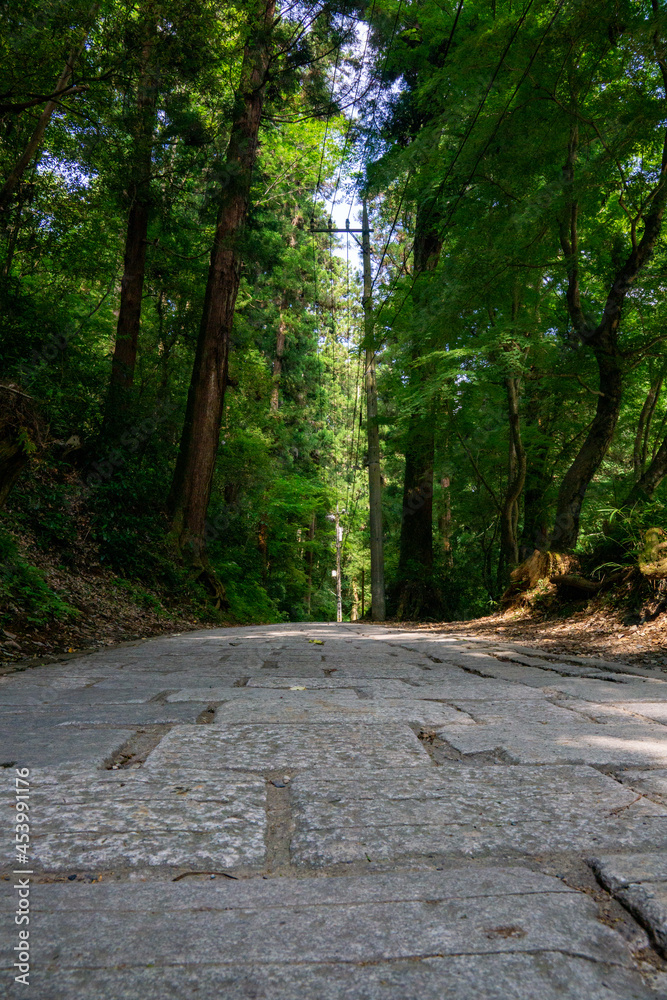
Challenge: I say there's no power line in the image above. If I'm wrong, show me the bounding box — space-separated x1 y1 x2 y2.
367 0 464 294
346 0 405 224
309 9 356 435
311 8 358 222
329 1 377 219
361 0 464 301
373 0 564 329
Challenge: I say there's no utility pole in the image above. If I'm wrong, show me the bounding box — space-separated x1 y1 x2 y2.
309 208 385 621
361 198 386 621
335 505 343 623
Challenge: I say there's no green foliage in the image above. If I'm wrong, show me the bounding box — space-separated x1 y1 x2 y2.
2 0 667 633
0 528 76 625
585 499 667 574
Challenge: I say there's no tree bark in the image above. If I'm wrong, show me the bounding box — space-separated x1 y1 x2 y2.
306 511 315 616
520 466 551 557
633 377 663 480
551 105 667 551
395 199 442 617
438 475 454 568
168 0 275 566
258 517 269 582
102 28 157 435
270 299 288 412
398 410 435 581
626 431 667 504
498 375 527 578
350 577 359 620
519 389 551 557
0 10 97 213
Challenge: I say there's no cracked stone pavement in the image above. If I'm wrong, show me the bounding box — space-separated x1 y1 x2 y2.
2 622 667 998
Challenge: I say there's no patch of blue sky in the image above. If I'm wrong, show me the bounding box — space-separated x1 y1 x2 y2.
37 152 95 191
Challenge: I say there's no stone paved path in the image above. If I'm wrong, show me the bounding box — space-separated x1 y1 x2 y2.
2 622 667 998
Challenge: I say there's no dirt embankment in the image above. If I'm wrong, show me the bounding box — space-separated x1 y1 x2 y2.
402 604 667 669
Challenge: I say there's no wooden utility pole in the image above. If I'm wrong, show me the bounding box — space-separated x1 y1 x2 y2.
309 207 385 620
335 505 343 623
361 199 386 621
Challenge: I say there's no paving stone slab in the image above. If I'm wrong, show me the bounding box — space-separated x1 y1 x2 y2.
2 768 266 870
591 853 667 956
0 684 73 706
1 872 653 1000
398 679 546 699
471 662 600 686
451 699 590 725
212 693 475 726
48 686 177 706
436 718 667 767
12 873 631 968
244 677 416 692
243 676 546 701
167 686 364 701
0 702 211 725
144 723 432 771
29 773 264 833
28 829 264 871
610 882 667 956
484 650 628 680
614 702 667 724
25 954 655 1000
548 678 667 703
0 726 134 767
3 867 572 910
289 765 667 865
418 650 561 680
0 671 104 688
616 769 667 806
590 852 667 890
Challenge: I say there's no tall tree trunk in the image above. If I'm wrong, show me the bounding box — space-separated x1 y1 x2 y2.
306 512 315 616
102 30 157 435
334 505 342 623
633 377 663 479
438 475 454 569
258 517 269 582
395 200 441 618
625 431 667 504
551 343 623 551
270 299 288 412
520 465 551 557
0 10 97 213
551 102 667 551
498 375 527 580
350 577 359 621
168 0 275 568
397 410 435 604
519 391 551 557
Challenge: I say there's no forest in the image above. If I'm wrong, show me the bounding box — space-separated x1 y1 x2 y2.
2 0 667 642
